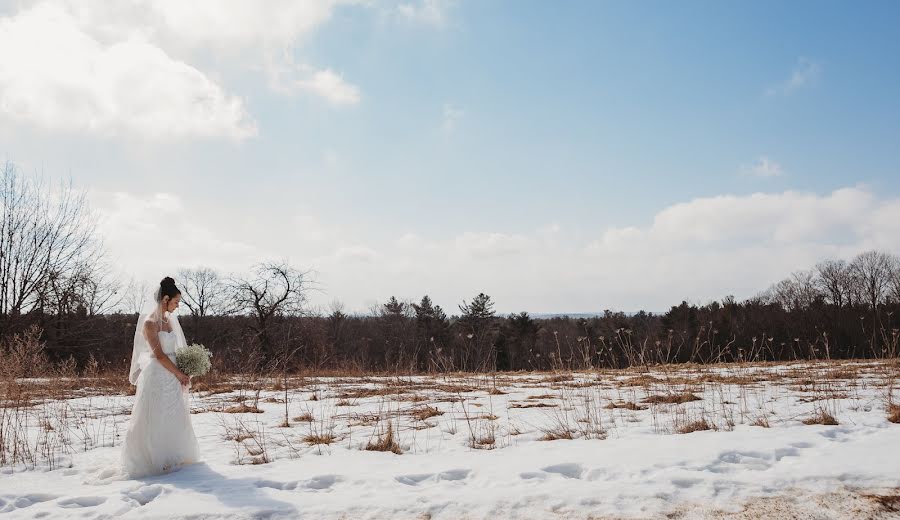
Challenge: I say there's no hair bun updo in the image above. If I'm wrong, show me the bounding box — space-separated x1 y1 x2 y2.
158 276 181 302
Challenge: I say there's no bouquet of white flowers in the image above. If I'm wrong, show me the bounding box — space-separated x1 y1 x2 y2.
175 343 213 377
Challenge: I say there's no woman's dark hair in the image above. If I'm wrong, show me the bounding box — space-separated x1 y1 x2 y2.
158 276 181 302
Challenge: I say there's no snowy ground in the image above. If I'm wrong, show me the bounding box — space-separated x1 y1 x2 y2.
1 361 899 519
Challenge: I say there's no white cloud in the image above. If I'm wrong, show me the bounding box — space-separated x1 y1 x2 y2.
0 0 363 123
397 0 452 26
90 190 267 285
766 57 821 96
0 3 256 139
294 69 361 106
135 0 343 51
442 103 464 132
454 232 533 259
742 157 783 177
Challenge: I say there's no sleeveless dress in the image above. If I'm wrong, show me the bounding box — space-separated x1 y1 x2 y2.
121 330 199 478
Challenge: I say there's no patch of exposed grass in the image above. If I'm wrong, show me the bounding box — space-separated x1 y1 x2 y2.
677 419 712 434
644 393 702 405
302 432 336 446
365 423 402 454
539 427 575 441
887 403 900 424
751 416 771 428
864 493 900 512
223 403 263 414
604 401 647 411
802 410 839 425
410 405 443 421
470 433 496 449
509 402 556 409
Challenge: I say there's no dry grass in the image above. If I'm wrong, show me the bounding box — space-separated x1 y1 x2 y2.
617 375 661 387
539 427 575 441
886 404 900 424
751 416 771 428
302 432 336 445
644 392 702 405
365 423 402 454
677 419 712 434
605 401 647 411
4 356 899 472
410 405 443 421
802 410 839 425
470 432 496 449
865 493 900 513
222 403 263 414
509 402 556 409
337 387 399 399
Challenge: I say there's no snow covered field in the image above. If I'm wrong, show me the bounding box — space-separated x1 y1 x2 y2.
1 361 899 519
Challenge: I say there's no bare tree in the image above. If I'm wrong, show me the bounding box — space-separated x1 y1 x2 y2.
889 255 900 305
816 259 853 309
769 270 821 312
851 251 894 312
0 162 100 327
229 262 312 360
178 267 228 317
40 259 123 316
851 250 895 355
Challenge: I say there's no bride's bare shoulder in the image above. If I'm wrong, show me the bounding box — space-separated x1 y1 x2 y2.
143 317 160 330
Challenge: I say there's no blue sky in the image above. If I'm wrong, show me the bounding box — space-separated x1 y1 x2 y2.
1 0 899 314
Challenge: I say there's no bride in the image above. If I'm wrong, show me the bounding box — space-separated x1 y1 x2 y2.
121 277 199 477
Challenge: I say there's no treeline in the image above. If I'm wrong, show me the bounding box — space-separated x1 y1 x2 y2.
1 161 900 375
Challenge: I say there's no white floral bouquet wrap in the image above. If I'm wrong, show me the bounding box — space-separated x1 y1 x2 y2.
175 343 213 377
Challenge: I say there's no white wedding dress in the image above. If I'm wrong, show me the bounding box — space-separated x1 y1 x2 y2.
121 328 199 478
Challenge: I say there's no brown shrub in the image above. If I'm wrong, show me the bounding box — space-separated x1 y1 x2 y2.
887 404 900 424
802 410 839 425
365 423 402 454
302 432 336 445
539 427 575 441
677 419 712 434
751 416 770 428
410 405 443 421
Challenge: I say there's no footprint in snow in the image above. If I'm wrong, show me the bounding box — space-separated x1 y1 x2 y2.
124 484 165 506
57 496 107 508
541 463 584 479
304 474 341 490
437 469 470 481
395 473 434 486
256 480 299 491
0 494 59 513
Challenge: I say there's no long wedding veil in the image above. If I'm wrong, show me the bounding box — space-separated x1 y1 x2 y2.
128 285 188 385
